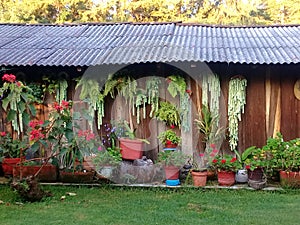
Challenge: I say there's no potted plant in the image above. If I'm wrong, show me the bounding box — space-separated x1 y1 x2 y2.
242 146 268 189
113 120 149 160
157 150 189 184
189 153 208 187
210 154 242 186
266 134 300 187
0 132 27 177
155 101 181 127
157 129 181 149
93 147 122 179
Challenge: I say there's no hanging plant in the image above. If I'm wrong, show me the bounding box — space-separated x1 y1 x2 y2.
56 79 68 104
27 82 44 104
76 77 104 130
0 74 36 135
42 77 68 103
228 76 247 151
135 89 147 124
155 101 180 127
146 77 161 117
166 75 186 98
166 75 190 132
201 74 220 117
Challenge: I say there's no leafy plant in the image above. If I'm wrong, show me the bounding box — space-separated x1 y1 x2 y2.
112 120 149 144
263 133 300 172
242 146 268 171
157 150 189 167
92 149 121 167
0 132 27 159
157 129 181 145
155 101 180 126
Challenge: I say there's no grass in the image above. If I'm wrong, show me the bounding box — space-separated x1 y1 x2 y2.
1 184 300 225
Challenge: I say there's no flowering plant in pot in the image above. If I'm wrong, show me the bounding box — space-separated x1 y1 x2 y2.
210 154 242 186
239 146 268 189
157 129 181 149
266 135 300 187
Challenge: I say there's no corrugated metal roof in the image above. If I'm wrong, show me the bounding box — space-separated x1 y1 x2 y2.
0 23 299 66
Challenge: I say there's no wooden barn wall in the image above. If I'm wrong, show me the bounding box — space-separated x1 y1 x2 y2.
0 63 299 157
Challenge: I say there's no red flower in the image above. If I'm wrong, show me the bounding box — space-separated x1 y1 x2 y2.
53 102 63 112
245 165 251 170
29 129 45 141
61 100 69 109
199 153 205 157
210 143 216 149
230 158 237 163
29 120 44 129
212 159 218 163
221 159 226 164
170 124 175 129
166 140 172 145
16 81 21 87
2 74 16 83
210 153 215 157
0 131 7 137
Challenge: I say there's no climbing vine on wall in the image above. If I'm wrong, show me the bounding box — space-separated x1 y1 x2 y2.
228 76 247 151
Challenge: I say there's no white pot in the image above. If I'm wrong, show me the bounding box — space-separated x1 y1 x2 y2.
235 169 248 183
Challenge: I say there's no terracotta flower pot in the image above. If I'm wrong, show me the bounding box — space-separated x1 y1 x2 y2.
2 158 21 177
13 164 57 182
164 165 180 180
191 170 207 187
120 138 144 160
217 170 235 186
279 171 300 187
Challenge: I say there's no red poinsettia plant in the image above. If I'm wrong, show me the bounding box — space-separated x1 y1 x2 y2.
210 154 242 172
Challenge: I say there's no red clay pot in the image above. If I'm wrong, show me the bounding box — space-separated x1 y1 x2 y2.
13 164 57 182
120 138 144 160
191 170 207 187
2 158 21 177
217 170 235 186
164 165 180 180
279 171 300 187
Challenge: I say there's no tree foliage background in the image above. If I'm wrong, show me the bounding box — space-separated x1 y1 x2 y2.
0 0 299 25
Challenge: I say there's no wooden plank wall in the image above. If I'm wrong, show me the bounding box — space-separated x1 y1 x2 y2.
1 63 299 158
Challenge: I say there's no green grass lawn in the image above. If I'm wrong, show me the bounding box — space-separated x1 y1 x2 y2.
1 184 300 225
